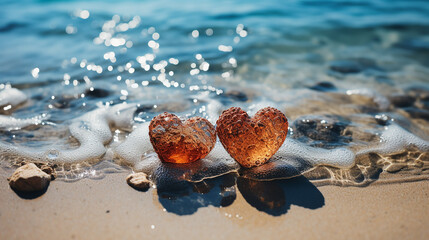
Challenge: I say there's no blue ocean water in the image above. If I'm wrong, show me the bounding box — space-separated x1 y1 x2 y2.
2 0 429 87
0 0 429 184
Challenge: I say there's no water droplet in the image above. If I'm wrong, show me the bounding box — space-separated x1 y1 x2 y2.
46 149 59 160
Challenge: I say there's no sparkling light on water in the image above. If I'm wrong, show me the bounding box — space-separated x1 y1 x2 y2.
31 68 39 78
192 30 199 38
77 10 90 19
218 45 233 52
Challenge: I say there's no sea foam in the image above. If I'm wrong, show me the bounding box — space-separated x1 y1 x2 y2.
0 88 27 108
0 102 135 164
0 88 428 184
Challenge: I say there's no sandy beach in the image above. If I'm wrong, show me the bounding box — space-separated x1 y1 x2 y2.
1 168 428 240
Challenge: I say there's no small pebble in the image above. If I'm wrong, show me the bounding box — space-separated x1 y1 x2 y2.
8 163 51 192
126 172 151 191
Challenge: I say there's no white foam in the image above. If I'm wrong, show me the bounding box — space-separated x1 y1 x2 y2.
240 138 356 180
114 122 154 168
0 103 136 163
275 138 356 168
0 113 49 130
358 124 429 156
0 88 27 108
0 87 46 130
206 99 223 124
1 94 426 183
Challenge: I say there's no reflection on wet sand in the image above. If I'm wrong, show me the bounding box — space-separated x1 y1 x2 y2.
157 173 324 216
157 173 237 215
237 176 324 216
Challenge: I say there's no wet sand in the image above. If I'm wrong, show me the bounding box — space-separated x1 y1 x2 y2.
0 169 428 240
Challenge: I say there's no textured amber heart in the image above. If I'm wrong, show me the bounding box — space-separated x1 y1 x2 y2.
149 112 216 164
216 107 288 168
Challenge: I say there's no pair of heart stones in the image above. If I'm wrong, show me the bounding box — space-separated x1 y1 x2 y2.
149 106 289 168
149 107 288 168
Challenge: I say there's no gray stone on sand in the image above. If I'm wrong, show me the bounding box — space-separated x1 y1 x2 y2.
126 172 151 191
8 163 51 192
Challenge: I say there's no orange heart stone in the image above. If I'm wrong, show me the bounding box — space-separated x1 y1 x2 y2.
149 112 216 164
216 107 288 168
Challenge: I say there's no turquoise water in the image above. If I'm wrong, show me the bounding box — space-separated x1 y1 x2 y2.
0 0 429 186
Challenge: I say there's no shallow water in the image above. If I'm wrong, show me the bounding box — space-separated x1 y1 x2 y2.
1 0 429 186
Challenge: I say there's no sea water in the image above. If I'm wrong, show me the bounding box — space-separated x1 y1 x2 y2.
0 0 428 186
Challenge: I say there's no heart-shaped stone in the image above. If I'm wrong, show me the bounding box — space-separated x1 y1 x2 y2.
149 112 216 164
216 107 288 168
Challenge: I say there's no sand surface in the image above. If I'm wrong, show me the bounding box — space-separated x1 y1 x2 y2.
0 168 428 240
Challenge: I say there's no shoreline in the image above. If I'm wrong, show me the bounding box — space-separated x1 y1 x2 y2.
1 168 428 240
